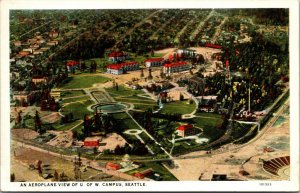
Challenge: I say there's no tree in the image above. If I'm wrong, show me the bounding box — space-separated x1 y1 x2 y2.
148 68 153 80
94 111 102 131
83 114 91 137
34 111 42 133
179 93 184 101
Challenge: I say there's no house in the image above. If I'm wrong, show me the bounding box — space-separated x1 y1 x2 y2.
13 91 31 103
22 48 34 53
134 168 154 179
32 76 49 85
144 58 164 68
106 162 121 170
106 61 139 75
197 96 218 113
37 39 46 44
18 51 30 57
108 51 128 62
163 61 191 75
49 31 59 38
50 89 61 99
14 41 22 47
66 60 79 72
47 40 59 46
27 38 38 44
33 50 44 55
40 47 51 51
176 124 196 138
83 137 99 147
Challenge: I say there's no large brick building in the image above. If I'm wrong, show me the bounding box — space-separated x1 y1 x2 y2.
106 61 139 75
163 61 191 75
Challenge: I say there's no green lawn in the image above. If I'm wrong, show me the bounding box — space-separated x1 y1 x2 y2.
133 104 158 111
62 96 91 103
105 86 144 98
83 58 109 72
153 53 165 57
191 116 224 141
61 90 85 98
160 100 196 115
59 75 111 89
195 112 223 119
62 100 94 119
54 120 83 131
112 113 141 130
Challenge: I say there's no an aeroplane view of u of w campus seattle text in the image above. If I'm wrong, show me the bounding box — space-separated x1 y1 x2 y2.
9 9 290 182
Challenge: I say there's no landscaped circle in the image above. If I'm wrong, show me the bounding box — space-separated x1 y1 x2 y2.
123 129 143 135
92 103 127 113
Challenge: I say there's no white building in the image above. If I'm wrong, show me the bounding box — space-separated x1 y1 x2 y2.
144 58 164 68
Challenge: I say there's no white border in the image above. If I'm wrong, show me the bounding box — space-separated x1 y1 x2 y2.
1 0 299 191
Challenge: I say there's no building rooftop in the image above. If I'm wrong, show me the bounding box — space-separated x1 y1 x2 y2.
176 124 193 131
164 61 188 68
144 58 164 62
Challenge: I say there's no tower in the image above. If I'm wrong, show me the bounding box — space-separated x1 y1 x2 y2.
248 86 251 112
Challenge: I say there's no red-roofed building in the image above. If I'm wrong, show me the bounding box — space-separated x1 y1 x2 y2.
176 124 196 137
106 61 139 75
205 43 222 49
134 168 154 179
108 51 128 62
49 31 59 38
84 137 99 147
163 61 191 75
106 162 121 170
144 58 164 68
66 60 79 72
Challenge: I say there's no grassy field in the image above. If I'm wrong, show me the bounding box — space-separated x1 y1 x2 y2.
53 120 83 131
106 86 158 111
153 53 165 57
61 90 85 98
160 100 196 115
112 112 141 130
105 86 144 97
191 115 224 141
59 75 111 89
195 112 223 119
62 95 91 103
62 100 94 119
